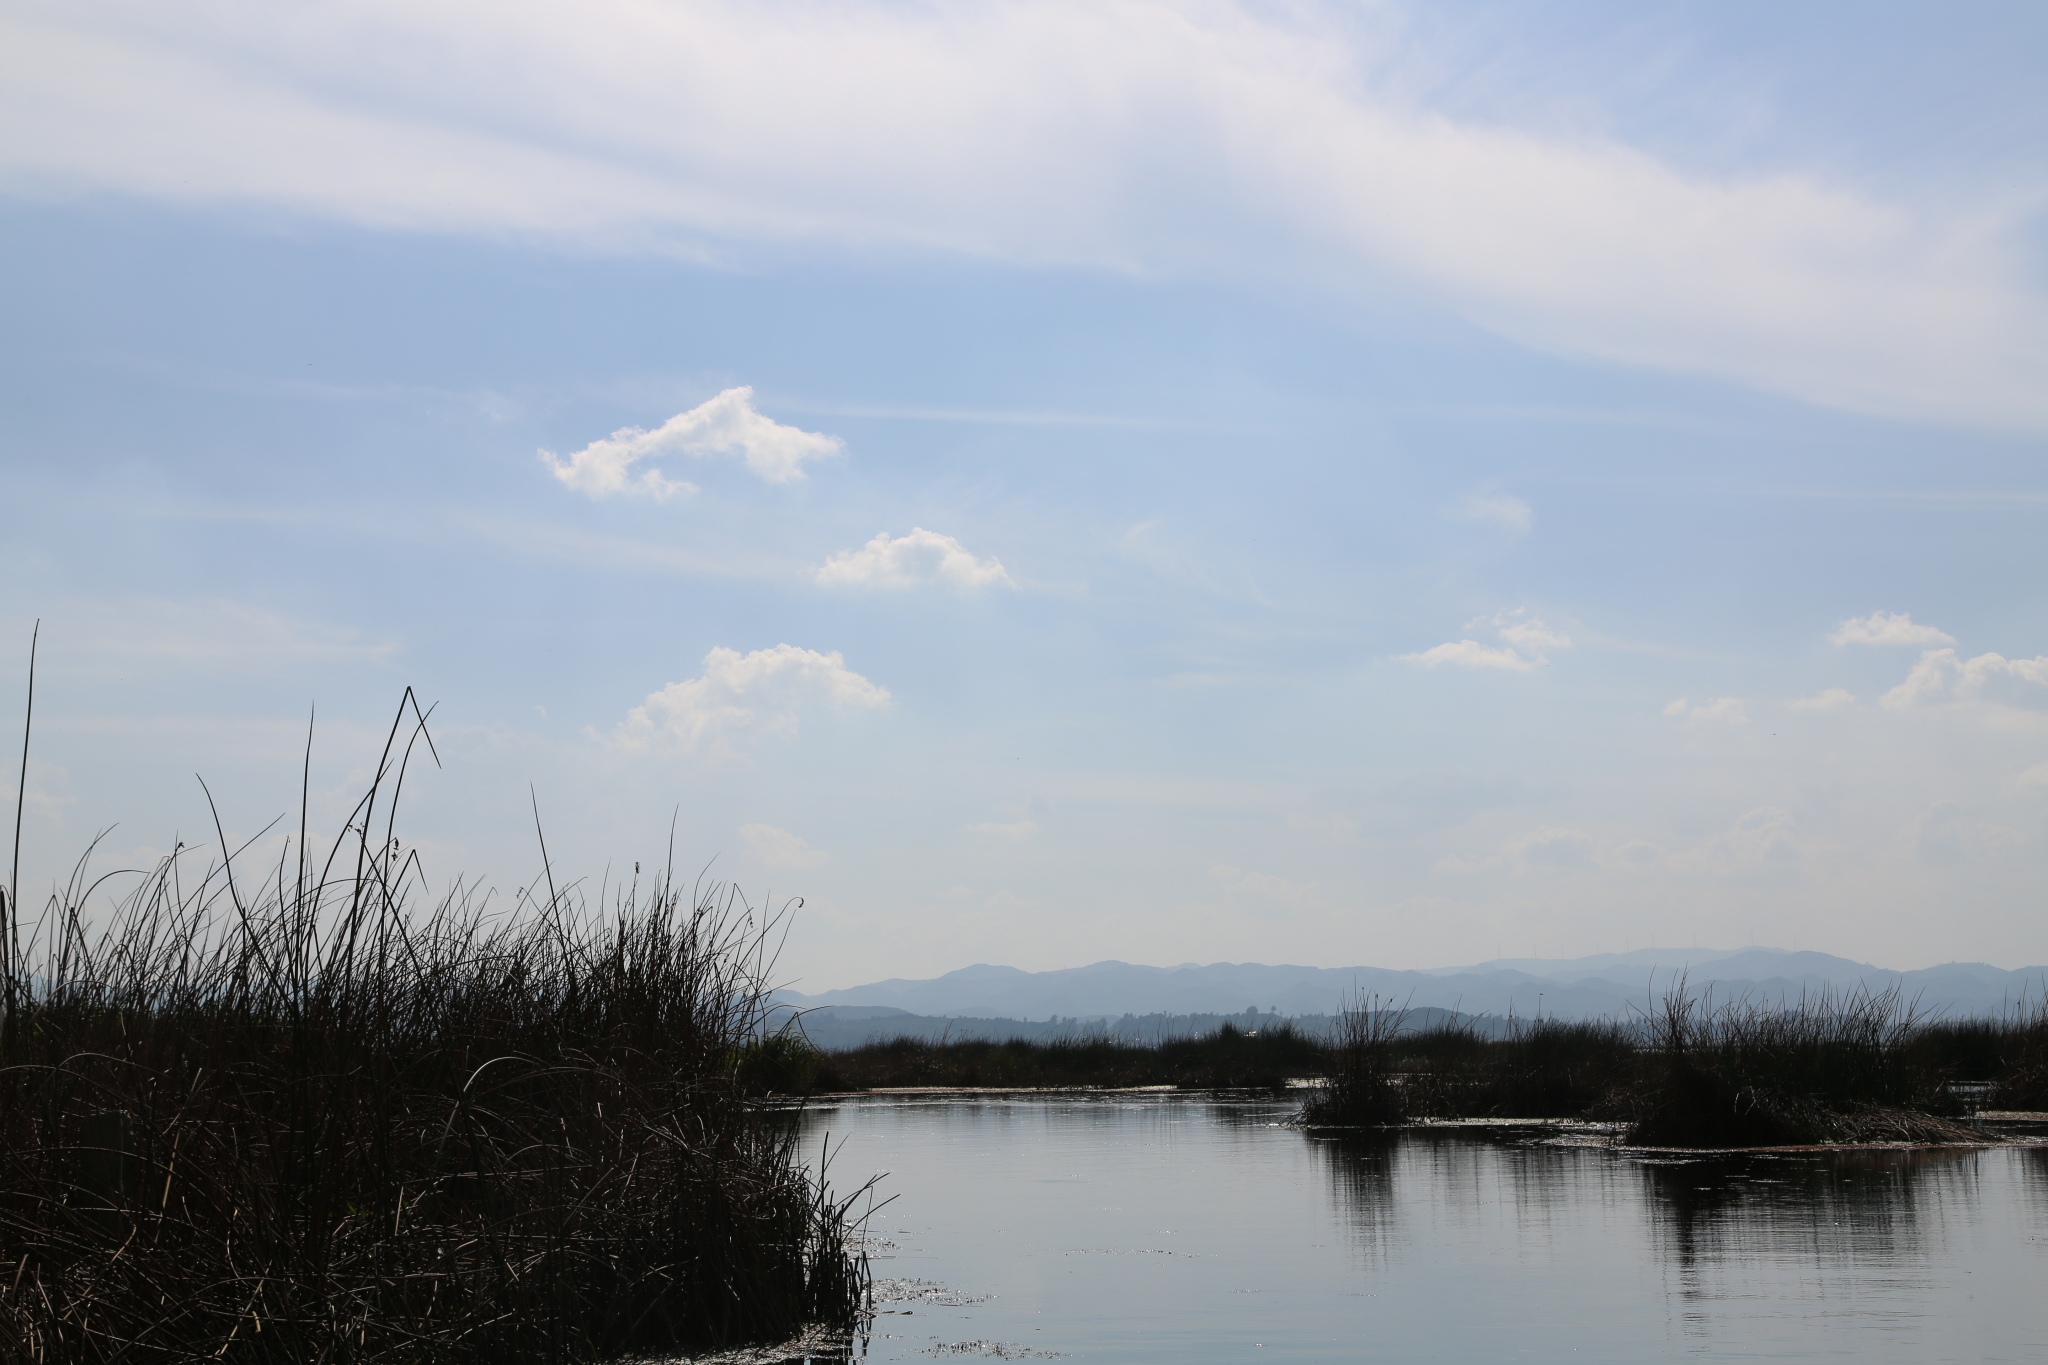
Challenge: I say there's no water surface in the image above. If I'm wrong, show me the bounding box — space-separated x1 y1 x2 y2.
798 1092 2047 1362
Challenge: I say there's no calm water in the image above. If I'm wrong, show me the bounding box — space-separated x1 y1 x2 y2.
795 1092 2048 1363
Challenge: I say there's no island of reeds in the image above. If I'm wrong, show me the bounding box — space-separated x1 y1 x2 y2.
0 700 868 1364
772 987 2048 1149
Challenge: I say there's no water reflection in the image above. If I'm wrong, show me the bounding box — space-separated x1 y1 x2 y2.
1304 1132 1401 1262
796 1095 2047 1363
1642 1146 1978 1275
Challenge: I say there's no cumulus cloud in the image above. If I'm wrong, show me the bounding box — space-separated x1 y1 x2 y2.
817 528 1013 589
739 822 829 868
1829 611 1955 646
1788 687 1856 712
1401 609 1570 671
543 387 842 496
612 644 889 753
6 4 2044 429
1880 648 2048 710
1664 697 1749 724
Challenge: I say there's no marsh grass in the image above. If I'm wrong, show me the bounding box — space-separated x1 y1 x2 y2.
0 696 868 1363
1292 981 2013 1145
1608 980 1983 1146
1295 997 1409 1127
1974 997 2048 1110
1396 1017 1639 1120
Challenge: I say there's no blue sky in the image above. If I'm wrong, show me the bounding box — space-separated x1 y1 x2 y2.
3 1 2046 987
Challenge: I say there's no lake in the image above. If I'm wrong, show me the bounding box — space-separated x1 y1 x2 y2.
794 1091 2048 1363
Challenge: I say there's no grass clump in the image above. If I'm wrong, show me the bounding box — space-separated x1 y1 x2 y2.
816 1019 1320 1091
1607 980 1983 1147
1977 999 2048 1110
1296 998 1408 1127
0 701 867 1364
1397 1017 1639 1120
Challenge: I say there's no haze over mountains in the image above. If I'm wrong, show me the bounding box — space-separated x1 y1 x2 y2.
776 948 2048 1022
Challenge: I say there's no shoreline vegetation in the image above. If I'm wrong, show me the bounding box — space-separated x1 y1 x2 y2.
768 988 2048 1148
0 697 868 1364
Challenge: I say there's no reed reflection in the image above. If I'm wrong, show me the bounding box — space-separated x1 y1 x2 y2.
1640 1145 1982 1314
1307 1130 1403 1263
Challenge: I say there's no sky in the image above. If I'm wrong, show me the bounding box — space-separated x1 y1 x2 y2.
2 0 2046 989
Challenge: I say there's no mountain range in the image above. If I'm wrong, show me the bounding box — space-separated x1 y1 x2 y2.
773 947 2048 1022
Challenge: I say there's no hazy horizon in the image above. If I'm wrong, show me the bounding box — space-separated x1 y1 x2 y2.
5 2 2047 989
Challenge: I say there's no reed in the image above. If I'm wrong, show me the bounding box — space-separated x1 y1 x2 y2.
1396 1017 1639 1120
1979 997 2048 1110
1608 979 1981 1146
1295 997 1408 1127
0 698 867 1363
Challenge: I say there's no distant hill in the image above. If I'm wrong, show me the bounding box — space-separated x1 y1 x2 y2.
773 950 2048 1022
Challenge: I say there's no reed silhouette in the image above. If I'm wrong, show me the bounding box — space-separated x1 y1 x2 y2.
0 694 868 1363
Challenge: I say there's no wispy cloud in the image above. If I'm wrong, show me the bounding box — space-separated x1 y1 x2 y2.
611 644 889 754
965 819 1038 841
1788 687 1856 712
543 387 842 497
740 822 829 868
1829 610 1955 646
40 597 397 673
8 5 2044 429
817 529 1013 589
1461 490 1533 531
1664 697 1749 724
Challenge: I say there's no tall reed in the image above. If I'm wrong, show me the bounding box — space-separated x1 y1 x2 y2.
0 697 867 1363
1613 979 1978 1146
1296 997 1409 1127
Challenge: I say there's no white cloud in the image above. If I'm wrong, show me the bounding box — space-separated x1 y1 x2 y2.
1664 697 1749 724
6 4 2044 430
1493 615 1571 655
1401 609 1570 671
1829 610 1955 646
1401 639 1534 672
1462 492 1532 531
612 643 889 753
739 822 829 868
1880 648 2048 710
1788 687 1856 712
817 528 1013 589
1504 828 1596 869
542 387 842 496
966 819 1038 841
